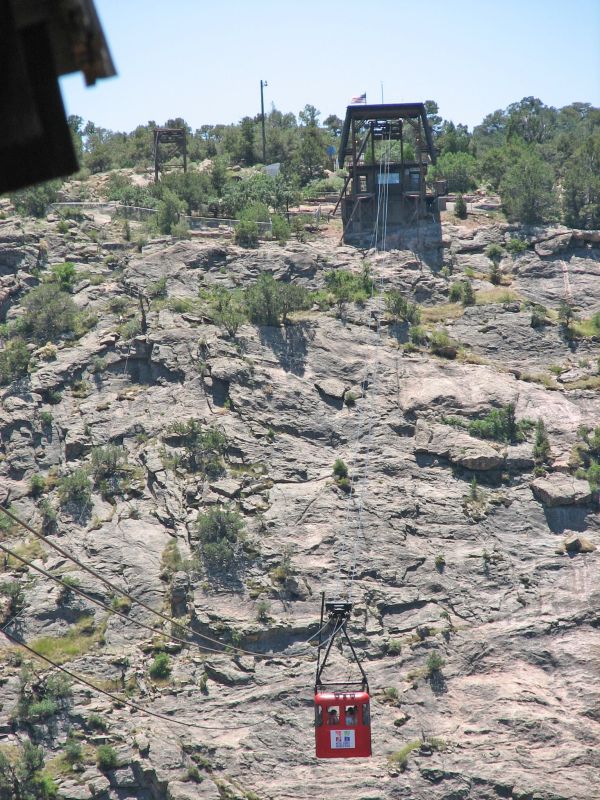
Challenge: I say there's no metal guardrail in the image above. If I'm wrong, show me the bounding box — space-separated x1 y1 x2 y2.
51 202 323 234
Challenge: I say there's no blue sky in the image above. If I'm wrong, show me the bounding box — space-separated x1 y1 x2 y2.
60 0 600 132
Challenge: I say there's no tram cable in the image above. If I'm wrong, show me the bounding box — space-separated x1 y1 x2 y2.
0 539 240 658
0 626 267 732
0 505 324 662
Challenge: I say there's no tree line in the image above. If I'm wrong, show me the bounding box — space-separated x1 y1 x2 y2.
9 97 600 229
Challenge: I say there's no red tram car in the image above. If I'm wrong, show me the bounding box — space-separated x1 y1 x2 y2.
314 689 371 758
314 598 372 759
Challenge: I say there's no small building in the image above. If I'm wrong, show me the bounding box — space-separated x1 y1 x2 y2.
337 103 442 248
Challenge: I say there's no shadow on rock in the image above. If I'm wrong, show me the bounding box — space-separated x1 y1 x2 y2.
258 321 316 376
543 505 592 534
428 669 448 695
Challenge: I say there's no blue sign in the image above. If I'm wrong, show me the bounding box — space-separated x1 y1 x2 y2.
326 145 336 157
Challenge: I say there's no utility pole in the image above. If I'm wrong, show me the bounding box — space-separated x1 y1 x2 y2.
260 79 268 164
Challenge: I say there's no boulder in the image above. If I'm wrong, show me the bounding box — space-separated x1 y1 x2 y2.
415 419 504 471
563 534 596 554
534 231 572 256
314 378 347 400
530 474 592 506
167 779 221 799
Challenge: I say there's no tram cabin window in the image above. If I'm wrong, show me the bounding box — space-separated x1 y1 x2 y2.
315 705 323 727
345 706 357 725
327 706 339 725
362 702 370 725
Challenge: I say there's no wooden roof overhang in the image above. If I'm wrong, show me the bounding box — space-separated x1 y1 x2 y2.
338 103 436 168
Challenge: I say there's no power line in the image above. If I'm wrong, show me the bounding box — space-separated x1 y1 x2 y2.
0 626 267 732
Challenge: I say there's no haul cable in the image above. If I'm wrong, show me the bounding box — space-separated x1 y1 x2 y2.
0 626 267 732
0 505 322 661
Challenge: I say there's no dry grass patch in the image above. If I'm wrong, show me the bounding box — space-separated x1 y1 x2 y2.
561 375 600 391
475 287 521 305
421 302 464 323
520 373 560 390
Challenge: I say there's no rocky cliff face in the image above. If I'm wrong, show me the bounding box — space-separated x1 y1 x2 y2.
0 204 599 800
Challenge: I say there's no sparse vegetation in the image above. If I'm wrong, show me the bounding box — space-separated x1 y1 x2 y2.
164 419 227 476
426 651 446 675
468 402 533 443
384 290 421 324
196 507 245 572
454 193 467 219
149 651 171 679
388 740 420 771
0 338 31 385
22 284 78 344
96 744 118 771
57 469 92 508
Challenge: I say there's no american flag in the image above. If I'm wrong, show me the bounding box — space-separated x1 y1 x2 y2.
350 93 366 104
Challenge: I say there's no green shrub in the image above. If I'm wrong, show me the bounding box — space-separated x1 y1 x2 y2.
87 713 108 731
449 280 474 305
29 474 46 498
256 599 271 622
0 338 30 385
64 737 83 764
166 419 227 476
39 499 57 532
22 284 77 343
449 281 464 302
271 214 291 244
156 189 185 235
530 305 548 328
187 766 204 783
468 402 533 443
435 554 446 571
333 458 348 479
210 288 246 337
558 300 575 328
40 411 53 426
149 652 171 679
454 193 467 219
196 507 244 572
148 276 168 299
426 651 446 675
506 237 528 255
171 220 191 240
58 575 81 604
385 290 421 324
49 262 76 291
388 740 420 770
11 179 61 217
485 243 504 264
429 329 458 358
387 639 402 656
409 325 428 345
533 418 551 465
245 274 309 325
96 744 118 770
57 469 92 507
108 295 130 313
324 268 373 316
0 580 25 615
118 318 142 339
234 219 259 248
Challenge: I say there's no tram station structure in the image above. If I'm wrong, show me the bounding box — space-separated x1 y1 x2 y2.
336 103 444 248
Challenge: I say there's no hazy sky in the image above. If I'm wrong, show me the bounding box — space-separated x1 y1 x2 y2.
60 0 600 132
